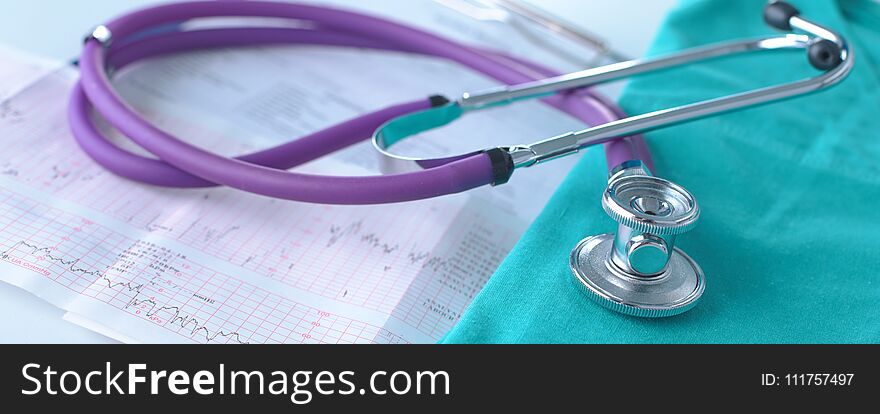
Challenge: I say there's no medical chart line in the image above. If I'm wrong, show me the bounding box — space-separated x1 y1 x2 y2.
0 46 554 343
0 190 409 343
327 219 470 274
2 240 103 278
33 149 473 314
0 240 248 344
125 296 249 344
19 149 475 320
1 151 482 341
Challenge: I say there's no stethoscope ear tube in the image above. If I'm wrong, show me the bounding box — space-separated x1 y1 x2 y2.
374 1 852 179
71 1 634 204
66 1 857 318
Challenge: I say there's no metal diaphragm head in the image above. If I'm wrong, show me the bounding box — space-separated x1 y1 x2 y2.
571 173 705 317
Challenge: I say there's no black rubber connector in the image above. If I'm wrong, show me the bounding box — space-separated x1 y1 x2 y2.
808 39 843 70
764 1 800 31
484 148 514 186
429 94 451 107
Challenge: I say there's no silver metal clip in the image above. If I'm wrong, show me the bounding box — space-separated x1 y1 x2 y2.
504 132 580 168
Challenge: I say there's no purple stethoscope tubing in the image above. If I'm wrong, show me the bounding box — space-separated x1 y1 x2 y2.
71 1 649 204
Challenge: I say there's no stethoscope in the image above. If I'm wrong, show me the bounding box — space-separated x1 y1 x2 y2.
71 1 851 317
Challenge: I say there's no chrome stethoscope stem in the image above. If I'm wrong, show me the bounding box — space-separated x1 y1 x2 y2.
457 11 852 169
459 36 802 109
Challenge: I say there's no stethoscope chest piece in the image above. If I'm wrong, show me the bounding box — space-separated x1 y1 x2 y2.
570 164 704 317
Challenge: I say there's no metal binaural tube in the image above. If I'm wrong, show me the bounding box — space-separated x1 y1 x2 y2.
458 35 802 110
498 7 853 170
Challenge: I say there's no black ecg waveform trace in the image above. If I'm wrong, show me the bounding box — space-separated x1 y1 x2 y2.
0 240 248 344
125 296 248 344
327 220 457 273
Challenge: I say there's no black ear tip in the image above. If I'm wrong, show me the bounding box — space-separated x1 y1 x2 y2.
764 1 800 31
808 39 843 70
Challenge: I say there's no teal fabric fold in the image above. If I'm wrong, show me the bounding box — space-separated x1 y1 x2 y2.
442 0 880 343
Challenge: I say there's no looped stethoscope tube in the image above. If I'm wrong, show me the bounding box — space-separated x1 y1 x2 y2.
70 0 646 205
69 1 853 318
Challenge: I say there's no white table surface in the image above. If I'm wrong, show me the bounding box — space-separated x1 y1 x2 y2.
0 0 675 343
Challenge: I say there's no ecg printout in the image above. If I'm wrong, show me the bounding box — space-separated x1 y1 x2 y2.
0 4 594 343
